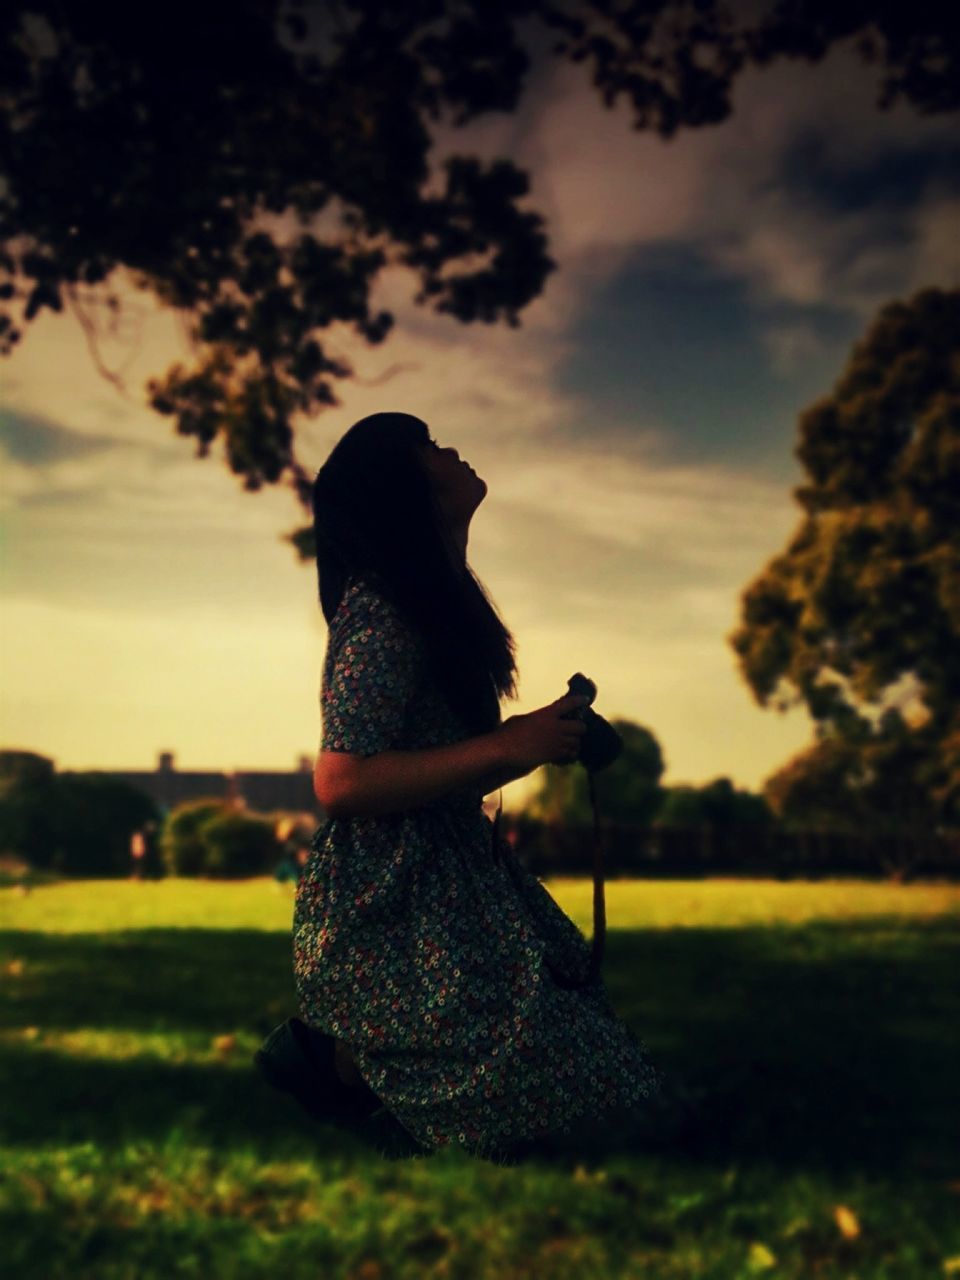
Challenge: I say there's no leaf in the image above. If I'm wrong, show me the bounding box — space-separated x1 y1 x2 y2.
747 1241 777 1271
834 1204 861 1239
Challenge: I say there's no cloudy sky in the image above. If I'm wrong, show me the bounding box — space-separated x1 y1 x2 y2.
2 30 958 810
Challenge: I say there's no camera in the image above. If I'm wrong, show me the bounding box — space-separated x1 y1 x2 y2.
560 673 623 771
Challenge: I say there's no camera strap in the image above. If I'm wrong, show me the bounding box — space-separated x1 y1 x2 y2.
586 767 607 984
490 770 607 989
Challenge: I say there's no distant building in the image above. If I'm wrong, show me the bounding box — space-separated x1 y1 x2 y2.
107 750 323 819
44 748 509 824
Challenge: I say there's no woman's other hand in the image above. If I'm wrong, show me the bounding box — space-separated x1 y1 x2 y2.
499 693 590 771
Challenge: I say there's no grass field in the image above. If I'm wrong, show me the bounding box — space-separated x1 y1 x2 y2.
2 876 959 1279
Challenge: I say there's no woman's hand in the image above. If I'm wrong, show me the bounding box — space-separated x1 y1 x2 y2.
498 693 590 771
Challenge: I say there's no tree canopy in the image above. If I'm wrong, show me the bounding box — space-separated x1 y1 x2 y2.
730 286 960 829
1 0 956 541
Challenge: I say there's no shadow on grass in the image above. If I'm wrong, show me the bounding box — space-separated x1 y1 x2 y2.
1 920 958 1179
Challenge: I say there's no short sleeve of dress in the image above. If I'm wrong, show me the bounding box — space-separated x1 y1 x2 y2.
320 588 424 758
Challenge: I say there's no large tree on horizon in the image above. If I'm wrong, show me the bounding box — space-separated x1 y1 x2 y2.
1 0 957 557
729 286 960 831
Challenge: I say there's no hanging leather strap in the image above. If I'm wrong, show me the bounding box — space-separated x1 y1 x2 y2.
491 773 607 988
586 768 606 984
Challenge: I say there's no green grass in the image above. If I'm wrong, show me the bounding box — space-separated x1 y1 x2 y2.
2 876 959 1279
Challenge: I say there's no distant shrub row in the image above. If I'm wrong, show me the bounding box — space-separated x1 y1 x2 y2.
159 800 281 877
0 751 288 880
2 749 958 882
504 815 960 882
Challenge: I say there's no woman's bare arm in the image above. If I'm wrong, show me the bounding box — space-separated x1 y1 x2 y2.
316 693 587 818
316 727 515 818
476 762 533 798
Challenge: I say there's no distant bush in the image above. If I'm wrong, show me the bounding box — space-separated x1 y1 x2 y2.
0 751 160 877
52 773 161 876
160 799 226 876
0 751 60 867
200 810 279 878
160 800 281 877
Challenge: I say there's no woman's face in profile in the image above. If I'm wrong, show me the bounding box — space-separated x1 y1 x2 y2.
419 434 487 526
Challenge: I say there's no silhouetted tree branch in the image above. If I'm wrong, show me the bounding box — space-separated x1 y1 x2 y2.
2 1 956 526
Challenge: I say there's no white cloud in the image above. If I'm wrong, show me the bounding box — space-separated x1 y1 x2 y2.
512 36 958 319
761 322 829 376
908 191 960 293
486 447 794 569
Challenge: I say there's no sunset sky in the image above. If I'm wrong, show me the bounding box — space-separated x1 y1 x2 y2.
2 31 958 811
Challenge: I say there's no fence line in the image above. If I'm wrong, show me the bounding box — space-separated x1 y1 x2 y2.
504 818 960 881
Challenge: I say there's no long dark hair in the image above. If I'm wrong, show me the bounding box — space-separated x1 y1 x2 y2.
312 412 519 737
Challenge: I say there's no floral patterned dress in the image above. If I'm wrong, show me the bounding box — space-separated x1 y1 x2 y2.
293 575 667 1159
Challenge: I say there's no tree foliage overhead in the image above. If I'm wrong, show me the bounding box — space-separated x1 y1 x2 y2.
1 0 956 536
729 286 960 829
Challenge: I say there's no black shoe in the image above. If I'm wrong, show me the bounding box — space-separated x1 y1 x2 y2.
253 1017 380 1126
292 1017 384 1117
